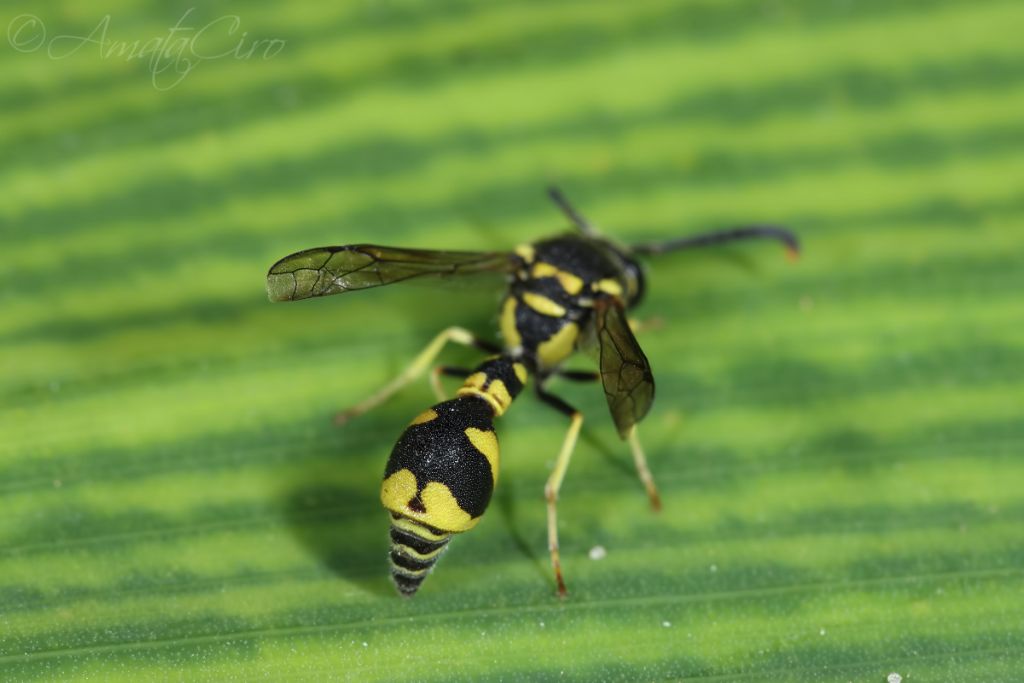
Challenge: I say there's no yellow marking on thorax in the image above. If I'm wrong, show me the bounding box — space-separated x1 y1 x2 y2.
522 291 567 318
514 244 536 263
382 469 479 533
513 362 528 385
464 427 499 482
500 296 521 349
537 321 579 368
594 278 623 297
409 408 438 425
531 262 584 295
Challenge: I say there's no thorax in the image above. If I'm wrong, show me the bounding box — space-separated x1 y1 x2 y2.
499 234 629 372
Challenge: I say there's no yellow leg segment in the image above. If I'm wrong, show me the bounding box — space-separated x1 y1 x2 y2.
429 366 448 403
545 411 584 597
628 317 664 334
335 327 479 425
628 426 661 511
430 365 479 402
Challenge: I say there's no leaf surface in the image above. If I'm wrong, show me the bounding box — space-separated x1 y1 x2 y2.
2 1 1023 680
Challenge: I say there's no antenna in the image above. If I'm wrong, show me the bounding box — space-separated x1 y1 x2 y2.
632 225 800 261
547 186 598 237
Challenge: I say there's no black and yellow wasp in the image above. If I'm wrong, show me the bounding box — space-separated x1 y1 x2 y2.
266 188 798 597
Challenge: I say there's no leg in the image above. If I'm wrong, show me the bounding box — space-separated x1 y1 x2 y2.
628 426 661 511
550 371 661 513
429 365 473 402
628 317 664 334
555 369 600 383
335 327 497 425
554 370 660 511
537 387 584 597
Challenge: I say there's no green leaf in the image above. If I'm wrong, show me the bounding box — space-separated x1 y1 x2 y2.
2 0 1023 680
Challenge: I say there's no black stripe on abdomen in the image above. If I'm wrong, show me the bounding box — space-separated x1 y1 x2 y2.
388 516 453 597
390 526 448 556
390 549 436 572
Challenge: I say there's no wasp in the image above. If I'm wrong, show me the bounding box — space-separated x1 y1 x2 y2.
266 188 798 597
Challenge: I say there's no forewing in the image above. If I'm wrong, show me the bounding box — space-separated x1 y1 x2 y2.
594 296 655 439
266 245 514 302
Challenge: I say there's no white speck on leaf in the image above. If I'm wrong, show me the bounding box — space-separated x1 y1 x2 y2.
589 545 607 560
662 621 671 628
887 674 902 683
819 627 826 636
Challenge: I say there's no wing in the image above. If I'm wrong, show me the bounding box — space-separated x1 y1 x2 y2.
266 245 515 302
593 295 655 439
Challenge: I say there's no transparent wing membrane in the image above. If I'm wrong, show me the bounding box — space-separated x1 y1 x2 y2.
267 245 515 302
593 296 655 438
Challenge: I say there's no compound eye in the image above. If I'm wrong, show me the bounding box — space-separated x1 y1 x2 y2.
625 260 646 307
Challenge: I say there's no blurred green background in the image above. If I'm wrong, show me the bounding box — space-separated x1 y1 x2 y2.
2 1 1023 681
